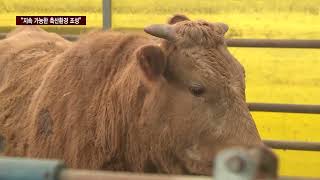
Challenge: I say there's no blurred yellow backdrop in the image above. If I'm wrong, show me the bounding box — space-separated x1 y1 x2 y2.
1 0 320 178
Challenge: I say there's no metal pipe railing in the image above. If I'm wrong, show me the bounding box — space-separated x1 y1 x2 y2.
248 103 320 114
264 140 320 151
1 156 317 180
226 39 320 49
60 170 209 180
59 169 319 180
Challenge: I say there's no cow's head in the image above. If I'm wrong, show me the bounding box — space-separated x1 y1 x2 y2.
134 15 276 177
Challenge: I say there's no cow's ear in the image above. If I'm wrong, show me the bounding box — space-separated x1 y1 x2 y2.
213 22 229 35
136 45 166 81
168 14 190 25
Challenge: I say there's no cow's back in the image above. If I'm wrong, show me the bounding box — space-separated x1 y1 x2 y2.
0 26 70 155
20 30 152 169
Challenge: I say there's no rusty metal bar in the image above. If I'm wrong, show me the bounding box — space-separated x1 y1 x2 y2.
60 170 210 180
264 140 320 151
226 39 320 48
248 103 320 114
59 169 319 180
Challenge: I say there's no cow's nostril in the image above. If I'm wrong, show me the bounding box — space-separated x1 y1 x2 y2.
248 146 279 179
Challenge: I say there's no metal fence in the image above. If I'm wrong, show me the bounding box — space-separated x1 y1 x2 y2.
1 148 318 180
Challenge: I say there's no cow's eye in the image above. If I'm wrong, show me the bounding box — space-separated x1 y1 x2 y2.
189 83 205 96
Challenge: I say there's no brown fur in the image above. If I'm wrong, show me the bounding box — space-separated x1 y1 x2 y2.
0 16 272 176
0 26 70 156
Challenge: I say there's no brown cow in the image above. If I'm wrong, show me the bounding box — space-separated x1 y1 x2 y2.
0 15 276 177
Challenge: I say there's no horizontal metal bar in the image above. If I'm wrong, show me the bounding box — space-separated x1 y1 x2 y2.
60 169 319 180
0 157 64 180
60 34 78 41
226 39 320 48
60 170 210 180
264 140 320 151
0 156 318 180
1 32 320 48
248 103 320 114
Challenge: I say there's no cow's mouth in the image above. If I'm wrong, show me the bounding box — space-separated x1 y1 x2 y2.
175 146 278 178
174 153 213 176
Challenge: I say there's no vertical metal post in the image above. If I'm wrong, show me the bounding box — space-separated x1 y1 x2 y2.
102 0 112 30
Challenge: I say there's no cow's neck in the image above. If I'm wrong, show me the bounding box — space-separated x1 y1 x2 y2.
98 36 154 171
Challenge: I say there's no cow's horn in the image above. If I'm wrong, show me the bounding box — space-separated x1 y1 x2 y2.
144 24 176 41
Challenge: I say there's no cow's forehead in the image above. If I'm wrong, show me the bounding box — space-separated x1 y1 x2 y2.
165 47 238 87
173 20 226 48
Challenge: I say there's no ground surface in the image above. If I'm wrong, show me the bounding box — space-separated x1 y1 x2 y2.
1 0 320 177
